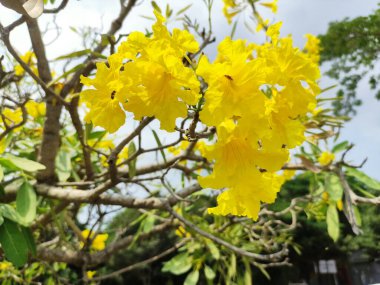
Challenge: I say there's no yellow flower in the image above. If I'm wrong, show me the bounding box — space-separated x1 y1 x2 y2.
14 51 38 76
337 199 343 211
256 18 270 32
260 0 278 13
80 53 126 133
116 11 200 132
0 261 12 270
25 101 46 119
86 270 96 279
1 108 23 127
322 191 329 201
318 151 335 166
175 226 191 238
222 0 242 24
197 39 266 127
304 34 321 63
168 141 190 156
80 229 108 251
122 54 199 131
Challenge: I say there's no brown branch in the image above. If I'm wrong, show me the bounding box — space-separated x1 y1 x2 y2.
25 18 65 183
165 203 288 262
91 239 189 282
33 183 202 210
37 221 173 266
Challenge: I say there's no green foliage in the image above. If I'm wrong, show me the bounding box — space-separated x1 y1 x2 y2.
320 6 380 115
0 219 35 267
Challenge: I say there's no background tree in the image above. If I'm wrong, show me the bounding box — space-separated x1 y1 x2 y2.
319 5 380 116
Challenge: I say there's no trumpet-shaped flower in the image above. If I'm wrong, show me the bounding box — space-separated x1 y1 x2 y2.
80 53 126 133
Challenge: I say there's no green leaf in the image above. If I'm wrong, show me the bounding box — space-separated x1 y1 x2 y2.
100 34 116 46
88 130 107 140
227 253 237 279
204 265 215 280
353 206 362 227
47 63 85 87
56 149 72 182
256 263 270 280
128 141 137 178
152 130 167 163
206 241 220 260
184 270 199 285
346 167 380 191
151 1 161 13
0 165 3 182
3 155 45 172
332 141 349 153
21 227 36 256
0 204 27 226
243 258 252 285
325 174 343 201
141 215 155 233
16 182 37 225
53 49 91 61
0 219 30 267
162 252 193 275
327 204 340 242
176 4 192 16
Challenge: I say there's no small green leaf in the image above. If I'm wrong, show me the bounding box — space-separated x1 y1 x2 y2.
353 206 362 227
176 4 192 16
16 182 37 225
327 204 340 242
206 241 220 260
0 165 3 182
346 167 380 191
332 141 349 153
325 174 343 201
184 270 199 285
3 155 45 172
128 141 137 178
0 204 26 226
0 219 30 267
100 34 116 46
151 1 161 13
141 215 155 233
53 49 91 61
227 253 237 279
204 265 215 280
152 130 167 163
88 130 107 140
162 253 193 275
47 63 85 87
56 149 72 182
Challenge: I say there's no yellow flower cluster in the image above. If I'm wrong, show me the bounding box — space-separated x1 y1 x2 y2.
198 23 320 220
81 12 321 220
81 10 200 133
80 229 108 251
14 51 38 76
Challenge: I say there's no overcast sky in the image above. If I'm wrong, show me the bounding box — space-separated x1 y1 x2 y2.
0 0 379 179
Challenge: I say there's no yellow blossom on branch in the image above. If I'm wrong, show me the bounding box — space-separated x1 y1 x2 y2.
318 151 335 166
80 229 108 251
